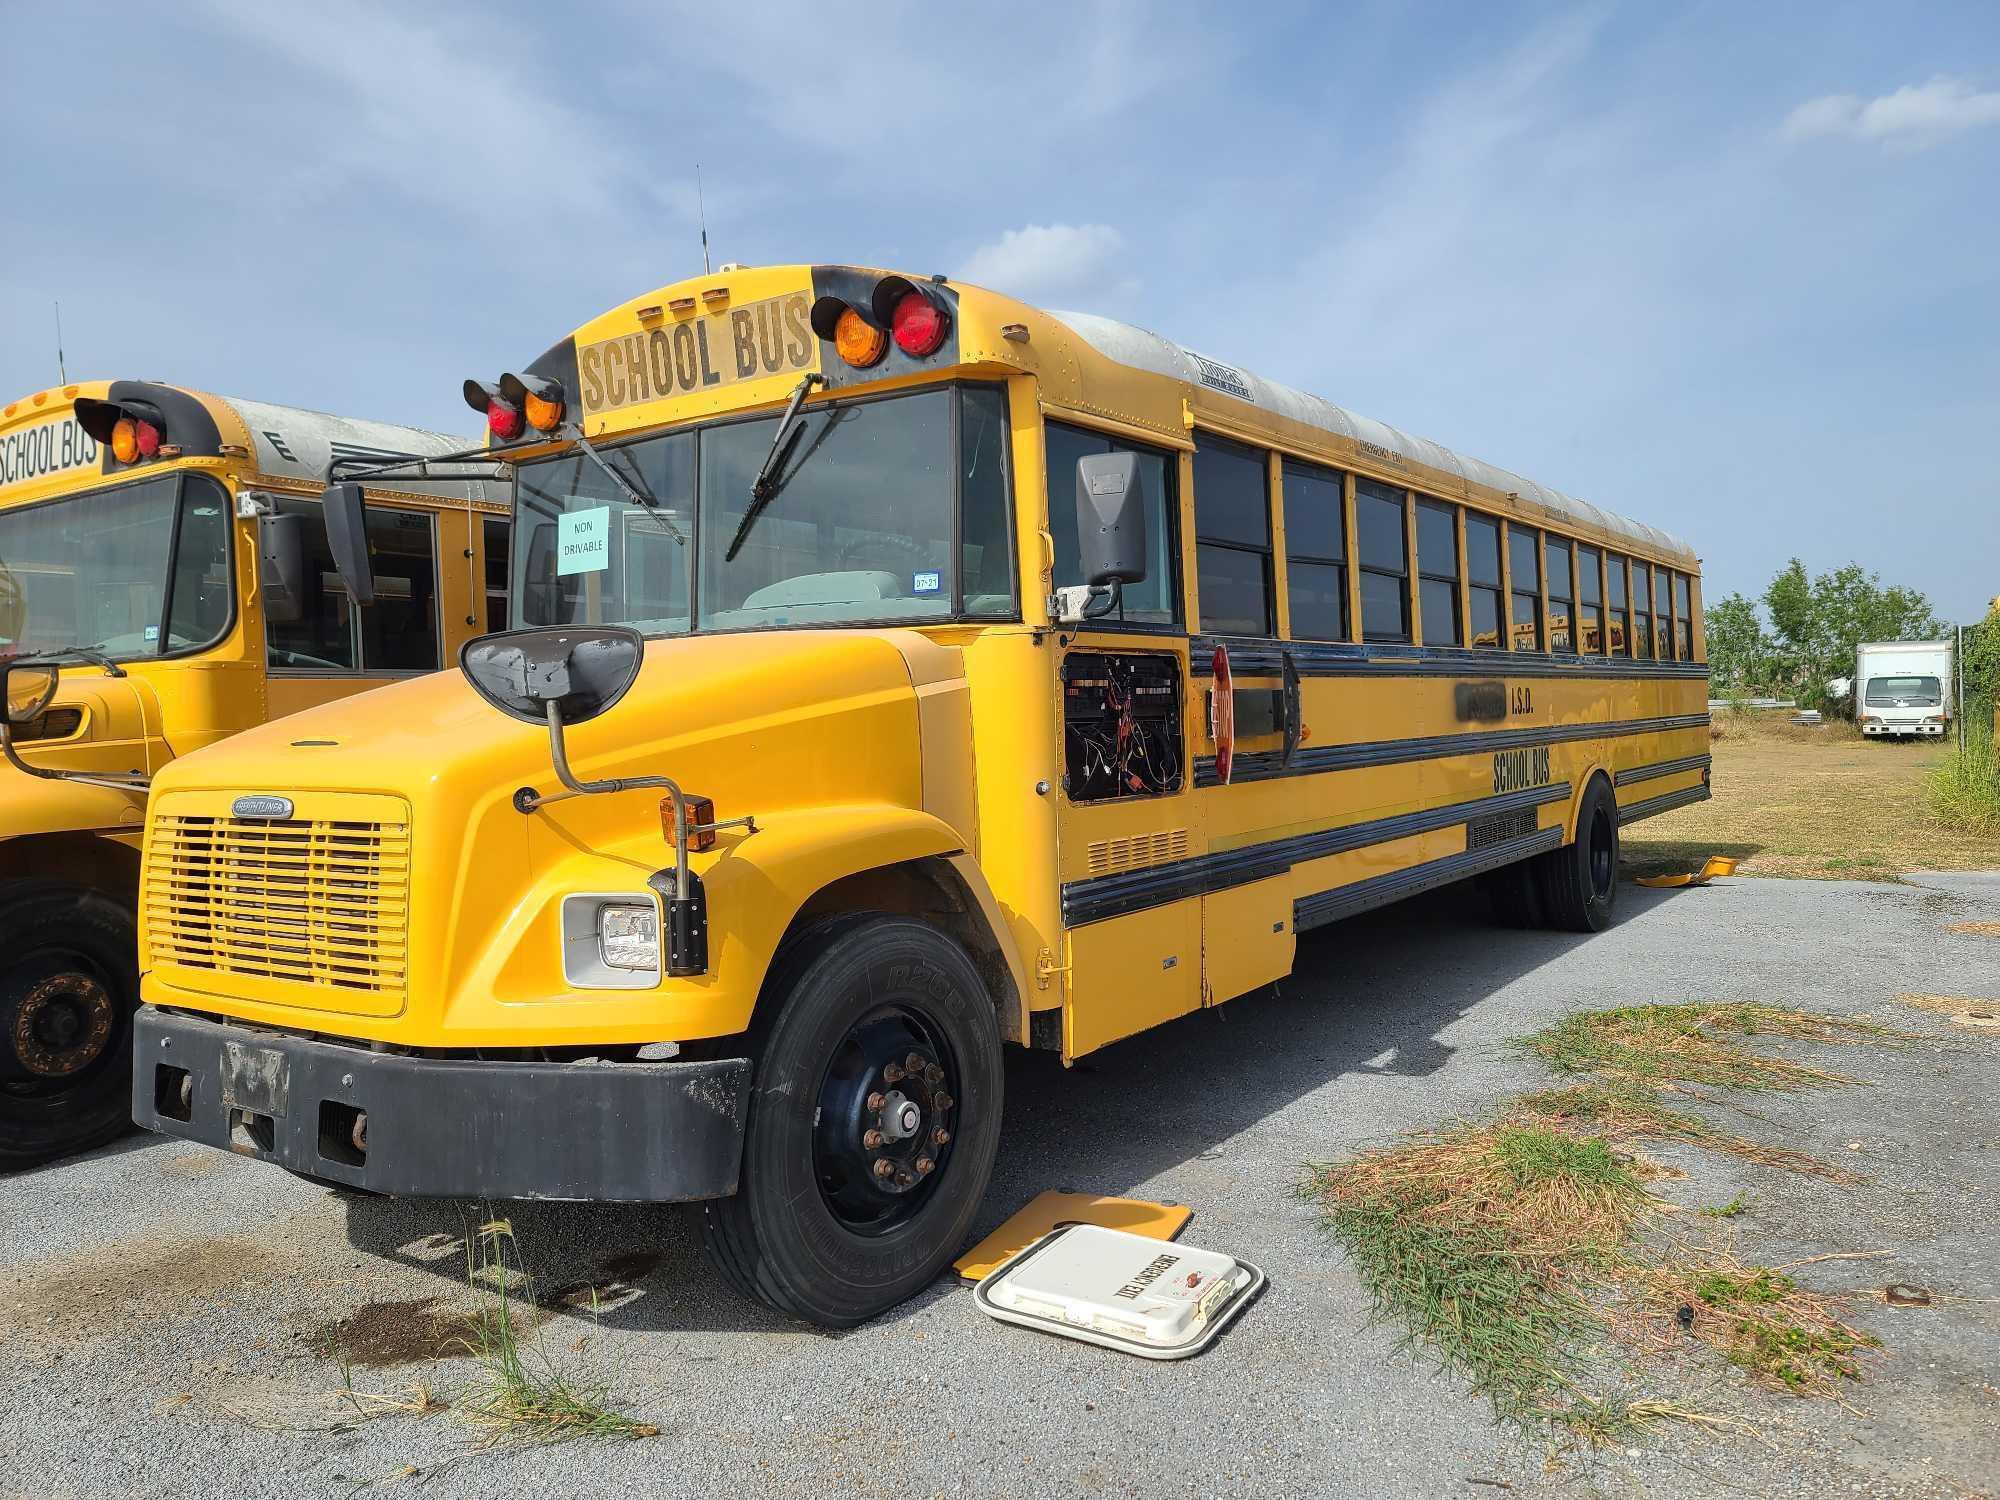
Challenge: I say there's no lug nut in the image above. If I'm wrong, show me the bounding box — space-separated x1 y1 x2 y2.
932 1128 951 1146
872 1158 895 1180
933 1092 953 1112
895 1169 915 1188
905 1053 925 1074
924 1063 944 1086
883 1063 904 1085
862 1128 883 1149
866 1091 886 1112
915 1156 934 1175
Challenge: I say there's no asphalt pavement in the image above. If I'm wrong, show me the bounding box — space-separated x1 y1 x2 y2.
3 871 1996 1500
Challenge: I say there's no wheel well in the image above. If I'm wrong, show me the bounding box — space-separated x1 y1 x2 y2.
0 832 140 906
781 858 1023 1044
1567 767 1616 840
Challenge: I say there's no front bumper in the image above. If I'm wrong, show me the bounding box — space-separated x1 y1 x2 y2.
132 1008 751 1202
1862 721 1944 737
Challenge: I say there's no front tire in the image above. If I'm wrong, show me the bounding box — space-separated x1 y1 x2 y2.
701 916 1003 1326
0 880 139 1168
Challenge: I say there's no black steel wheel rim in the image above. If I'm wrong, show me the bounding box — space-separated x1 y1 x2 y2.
1588 807 1615 898
811 1003 960 1236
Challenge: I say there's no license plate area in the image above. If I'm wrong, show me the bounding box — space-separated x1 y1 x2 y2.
222 1041 291 1119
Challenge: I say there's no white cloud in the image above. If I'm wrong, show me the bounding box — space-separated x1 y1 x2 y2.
957 224 1129 304
1782 76 2000 146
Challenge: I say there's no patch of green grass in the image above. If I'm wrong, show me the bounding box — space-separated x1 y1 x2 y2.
1308 1120 1651 1425
455 1219 658 1448
1515 1003 1904 1093
1637 1260 1881 1393
1927 720 2000 835
1698 1193 1750 1218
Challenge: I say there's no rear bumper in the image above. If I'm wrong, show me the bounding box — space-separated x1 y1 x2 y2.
132 1007 751 1203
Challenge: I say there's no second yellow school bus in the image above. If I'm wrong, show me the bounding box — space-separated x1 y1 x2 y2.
128 265 1707 1324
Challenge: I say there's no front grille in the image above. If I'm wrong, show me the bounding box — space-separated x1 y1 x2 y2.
145 812 410 995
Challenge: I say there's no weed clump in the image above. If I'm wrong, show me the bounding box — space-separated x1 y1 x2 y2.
1515 1003 1905 1092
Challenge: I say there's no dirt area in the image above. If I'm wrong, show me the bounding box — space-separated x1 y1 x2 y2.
1623 710 2000 880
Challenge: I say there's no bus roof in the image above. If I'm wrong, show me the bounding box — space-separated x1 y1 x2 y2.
0 381 502 510
1048 310 1694 562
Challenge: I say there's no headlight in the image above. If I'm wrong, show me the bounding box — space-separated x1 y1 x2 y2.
598 903 660 971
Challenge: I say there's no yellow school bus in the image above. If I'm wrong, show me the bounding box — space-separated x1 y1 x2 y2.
0 381 504 1164
127 267 1706 1323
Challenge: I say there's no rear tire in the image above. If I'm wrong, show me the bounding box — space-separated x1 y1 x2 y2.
1535 777 1620 932
0 880 139 1168
1484 861 1546 928
700 915 1003 1327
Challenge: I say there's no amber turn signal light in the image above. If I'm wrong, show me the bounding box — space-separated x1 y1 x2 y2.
662 793 718 851
833 307 888 369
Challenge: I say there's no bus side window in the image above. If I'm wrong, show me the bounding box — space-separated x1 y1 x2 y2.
1545 534 1574 653
1508 524 1542 651
1655 567 1674 659
1045 421 1178 626
483 517 510 634
265 499 438 673
1606 552 1629 656
1415 498 1461 647
1191 433 1273 636
1576 543 1603 654
1281 457 1346 641
1465 513 1503 649
1673 572 1693 660
1631 562 1653 659
1355 479 1410 643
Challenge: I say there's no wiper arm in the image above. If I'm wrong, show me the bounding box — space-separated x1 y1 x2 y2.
727 373 825 562
31 645 126 678
565 424 685 545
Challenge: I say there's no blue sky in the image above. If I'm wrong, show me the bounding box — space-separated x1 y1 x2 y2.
4 1 1995 619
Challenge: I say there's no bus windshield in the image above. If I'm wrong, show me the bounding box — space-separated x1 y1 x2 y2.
512 383 1013 635
0 473 233 662
1865 675 1941 707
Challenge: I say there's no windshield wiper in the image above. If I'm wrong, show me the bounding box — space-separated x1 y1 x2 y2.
727 373 825 562
565 425 686 545
29 645 126 678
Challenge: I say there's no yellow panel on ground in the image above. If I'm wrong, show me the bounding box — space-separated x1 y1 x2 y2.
953 1191 1193 1283
1064 897 1201 1059
1202 873 1294 1005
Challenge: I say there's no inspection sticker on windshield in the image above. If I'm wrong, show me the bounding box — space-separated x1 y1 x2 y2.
557 505 610 575
913 571 942 595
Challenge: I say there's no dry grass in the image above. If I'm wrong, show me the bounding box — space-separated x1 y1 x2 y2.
1948 922 2000 937
1624 709 2000 880
1307 1002 1908 1436
1513 1002 1911 1093
1894 992 2000 1035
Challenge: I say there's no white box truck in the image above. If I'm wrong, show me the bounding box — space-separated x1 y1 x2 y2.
1855 640 1953 739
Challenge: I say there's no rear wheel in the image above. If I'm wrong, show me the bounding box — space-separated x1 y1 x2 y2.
701 915 1003 1326
1536 777 1620 932
1483 861 1546 928
0 881 139 1167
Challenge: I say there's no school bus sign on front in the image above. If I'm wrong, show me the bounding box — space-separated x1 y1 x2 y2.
577 289 814 417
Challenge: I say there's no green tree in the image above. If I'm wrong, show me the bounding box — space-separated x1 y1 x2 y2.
1760 558 1946 702
1703 592 1773 695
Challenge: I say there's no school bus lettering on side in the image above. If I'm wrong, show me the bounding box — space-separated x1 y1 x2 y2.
132 262 1708 1329
0 414 97 496
1492 745 1553 794
577 290 814 415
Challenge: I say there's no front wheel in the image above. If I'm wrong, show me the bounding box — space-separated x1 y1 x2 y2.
0 881 139 1167
701 916 1003 1326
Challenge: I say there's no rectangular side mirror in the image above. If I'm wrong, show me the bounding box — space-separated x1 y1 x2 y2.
319 482 376 607
257 513 306 625
1075 452 1147 589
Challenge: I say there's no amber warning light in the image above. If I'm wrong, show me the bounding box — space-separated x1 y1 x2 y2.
464 373 565 442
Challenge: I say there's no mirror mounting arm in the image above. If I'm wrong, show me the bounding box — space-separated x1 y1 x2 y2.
516 702 754 904
0 720 149 793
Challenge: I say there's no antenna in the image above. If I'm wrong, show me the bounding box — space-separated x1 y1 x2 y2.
54 300 67 385
696 164 711 275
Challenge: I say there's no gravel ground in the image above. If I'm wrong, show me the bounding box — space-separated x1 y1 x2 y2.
3 872 1997 1500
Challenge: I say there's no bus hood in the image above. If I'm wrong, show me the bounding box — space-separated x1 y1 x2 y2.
139 629 972 1038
